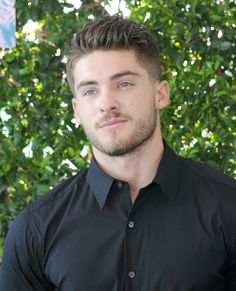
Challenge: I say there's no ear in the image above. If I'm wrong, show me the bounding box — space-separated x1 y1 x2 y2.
71 98 81 125
155 80 170 109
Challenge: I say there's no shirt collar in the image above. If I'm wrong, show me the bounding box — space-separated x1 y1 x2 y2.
86 157 114 209
86 141 182 208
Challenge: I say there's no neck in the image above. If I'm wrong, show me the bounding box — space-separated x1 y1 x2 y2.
93 130 164 203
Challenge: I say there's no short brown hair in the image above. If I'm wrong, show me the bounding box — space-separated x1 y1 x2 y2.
66 16 162 96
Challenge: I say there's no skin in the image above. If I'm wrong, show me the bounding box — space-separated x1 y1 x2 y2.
72 49 170 202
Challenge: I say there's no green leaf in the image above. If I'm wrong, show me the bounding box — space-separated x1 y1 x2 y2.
219 41 232 51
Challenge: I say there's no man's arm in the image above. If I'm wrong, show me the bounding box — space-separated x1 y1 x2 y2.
0 209 54 291
226 252 236 291
225 189 236 291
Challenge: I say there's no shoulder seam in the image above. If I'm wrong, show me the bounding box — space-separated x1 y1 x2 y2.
27 169 88 215
180 158 236 190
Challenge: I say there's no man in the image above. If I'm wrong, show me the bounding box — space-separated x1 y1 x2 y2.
0 16 235 291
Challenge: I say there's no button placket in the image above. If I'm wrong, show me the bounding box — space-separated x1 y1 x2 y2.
126 216 136 284
123 191 137 287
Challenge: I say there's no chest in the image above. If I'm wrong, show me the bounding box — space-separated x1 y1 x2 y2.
42 194 228 291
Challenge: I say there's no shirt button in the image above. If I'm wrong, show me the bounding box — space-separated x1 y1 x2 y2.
117 182 123 188
128 271 135 279
128 221 134 228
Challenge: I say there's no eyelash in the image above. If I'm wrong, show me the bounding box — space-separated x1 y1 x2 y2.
83 89 97 96
118 81 133 88
82 81 133 96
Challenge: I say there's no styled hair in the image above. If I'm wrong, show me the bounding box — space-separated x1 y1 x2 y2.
66 15 162 96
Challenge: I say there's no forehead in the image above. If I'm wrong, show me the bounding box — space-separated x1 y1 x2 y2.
72 49 149 82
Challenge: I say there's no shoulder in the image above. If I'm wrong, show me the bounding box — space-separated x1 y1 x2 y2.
180 156 236 191
8 169 89 239
172 152 236 212
27 168 88 215
0 171 90 290
178 157 236 245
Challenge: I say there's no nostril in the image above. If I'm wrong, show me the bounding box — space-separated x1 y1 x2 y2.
100 104 117 112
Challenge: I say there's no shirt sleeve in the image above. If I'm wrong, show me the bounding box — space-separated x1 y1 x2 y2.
225 189 236 291
226 245 236 291
0 209 54 291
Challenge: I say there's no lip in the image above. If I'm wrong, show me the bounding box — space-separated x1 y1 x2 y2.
99 119 127 129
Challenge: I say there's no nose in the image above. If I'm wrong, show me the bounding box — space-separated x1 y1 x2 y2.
99 88 119 113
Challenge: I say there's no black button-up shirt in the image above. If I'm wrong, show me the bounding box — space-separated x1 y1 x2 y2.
0 143 236 291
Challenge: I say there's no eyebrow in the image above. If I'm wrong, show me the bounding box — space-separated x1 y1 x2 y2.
110 70 140 80
76 70 140 91
76 80 98 91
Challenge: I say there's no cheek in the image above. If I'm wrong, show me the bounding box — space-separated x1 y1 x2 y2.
130 92 152 110
77 107 95 126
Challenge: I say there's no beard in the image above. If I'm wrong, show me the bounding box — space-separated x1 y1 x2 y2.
82 104 158 157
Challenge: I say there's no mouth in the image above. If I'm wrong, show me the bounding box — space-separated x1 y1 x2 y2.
98 119 127 129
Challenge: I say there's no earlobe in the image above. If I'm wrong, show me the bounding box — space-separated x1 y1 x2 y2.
155 80 170 109
72 98 81 125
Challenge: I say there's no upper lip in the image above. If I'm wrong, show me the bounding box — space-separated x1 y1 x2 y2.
98 118 127 128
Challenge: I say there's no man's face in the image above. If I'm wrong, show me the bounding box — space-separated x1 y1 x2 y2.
72 49 169 157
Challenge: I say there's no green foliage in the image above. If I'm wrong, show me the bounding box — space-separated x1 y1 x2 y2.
0 0 235 243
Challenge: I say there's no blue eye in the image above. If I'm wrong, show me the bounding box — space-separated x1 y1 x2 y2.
84 89 97 96
119 81 132 88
